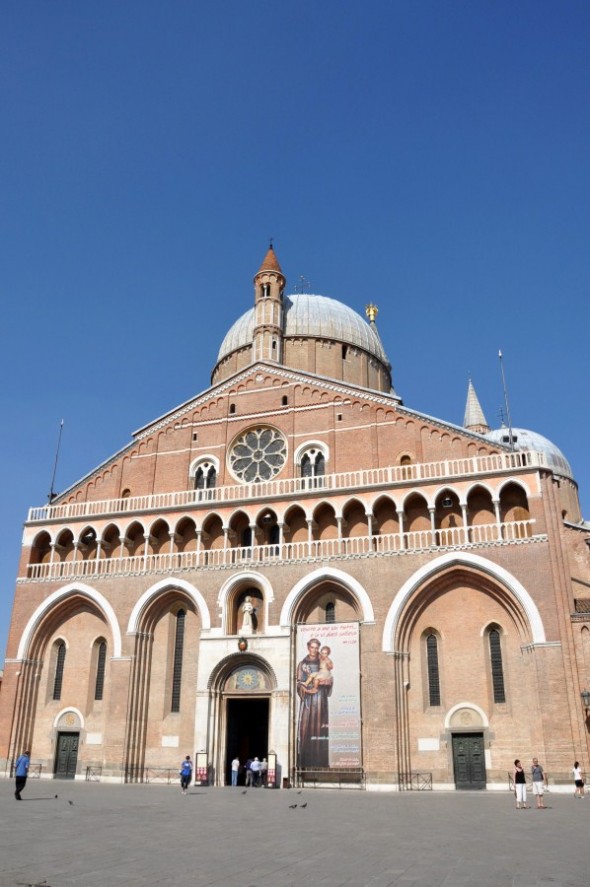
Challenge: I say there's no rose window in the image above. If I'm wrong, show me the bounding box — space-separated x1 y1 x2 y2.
229 427 287 482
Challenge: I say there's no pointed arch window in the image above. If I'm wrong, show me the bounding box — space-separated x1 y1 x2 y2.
488 628 506 703
300 448 326 488
426 633 440 707
195 465 217 491
94 641 107 701
53 641 66 700
171 610 186 713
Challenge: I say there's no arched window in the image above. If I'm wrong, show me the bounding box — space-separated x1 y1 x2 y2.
94 641 107 701
171 610 186 713
195 464 217 492
325 602 336 624
300 449 326 486
426 634 440 707
488 628 506 703
53 642 66 700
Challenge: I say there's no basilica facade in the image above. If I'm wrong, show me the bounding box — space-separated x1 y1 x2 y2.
1 246 589 790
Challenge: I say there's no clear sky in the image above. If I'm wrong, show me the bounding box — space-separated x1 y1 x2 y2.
1 1 589 665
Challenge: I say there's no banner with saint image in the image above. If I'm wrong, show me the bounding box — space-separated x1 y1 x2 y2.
295 622 361 769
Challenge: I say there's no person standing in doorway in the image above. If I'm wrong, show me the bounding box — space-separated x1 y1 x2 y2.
244 758 253 787
14 750 30 801
231 756 240 786
251 757 261 786
179 755 192 795
260 757 268 786
513 759 528 809
573 761 585 798
531 758 546 809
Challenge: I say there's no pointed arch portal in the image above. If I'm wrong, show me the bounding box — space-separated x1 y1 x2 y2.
381 551 546 652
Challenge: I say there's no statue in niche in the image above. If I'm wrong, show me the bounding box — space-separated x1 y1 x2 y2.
240 595 255 635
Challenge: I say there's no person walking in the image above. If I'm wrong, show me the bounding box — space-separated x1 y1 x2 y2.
573 761 585 798
14 750 30 801
231 756 240 786
531 758 546 809
179 755 192 795
513 759 528 809
260 757 268 786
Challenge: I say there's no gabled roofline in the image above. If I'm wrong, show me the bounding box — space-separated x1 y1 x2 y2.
50 361 506 503
132 360 402 439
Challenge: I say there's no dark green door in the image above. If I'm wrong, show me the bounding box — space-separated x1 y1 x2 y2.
55 732 79 779
452 732 486 789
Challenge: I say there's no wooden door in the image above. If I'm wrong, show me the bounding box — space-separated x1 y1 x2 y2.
452 732 486 790
55 731 79 779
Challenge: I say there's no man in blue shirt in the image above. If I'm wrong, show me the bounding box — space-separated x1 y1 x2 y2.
14 750 30 801
179 755 192 795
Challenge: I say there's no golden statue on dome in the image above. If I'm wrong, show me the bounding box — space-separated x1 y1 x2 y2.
365 303 378 323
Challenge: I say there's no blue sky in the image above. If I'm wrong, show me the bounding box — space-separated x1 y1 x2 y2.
1 1 589 664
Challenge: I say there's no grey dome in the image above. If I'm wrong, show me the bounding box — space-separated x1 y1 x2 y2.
217 293 390 365
485 427 574 481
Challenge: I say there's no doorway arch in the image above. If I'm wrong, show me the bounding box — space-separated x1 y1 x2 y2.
208 653 278 786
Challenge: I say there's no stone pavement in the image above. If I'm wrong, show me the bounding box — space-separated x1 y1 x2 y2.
1 780 588 887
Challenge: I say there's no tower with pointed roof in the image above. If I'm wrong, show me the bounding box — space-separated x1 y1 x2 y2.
252 244 286 365
463 379 489 434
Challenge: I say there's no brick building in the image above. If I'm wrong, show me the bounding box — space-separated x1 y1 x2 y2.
1 246 589 789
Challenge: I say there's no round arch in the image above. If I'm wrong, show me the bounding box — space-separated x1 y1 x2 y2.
444 701 489 729
16 583 122 660
217 571 275 634
52 706 86 730
381 551 546 652
280 567 375 627
293 439 329 464
207 651 278 691
496 477 533 499
464 480 496 501
127 578 211 633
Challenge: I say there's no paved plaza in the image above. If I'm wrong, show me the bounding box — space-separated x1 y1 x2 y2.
1 780 588 887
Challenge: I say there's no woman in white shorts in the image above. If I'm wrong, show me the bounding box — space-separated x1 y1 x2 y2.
513 759 528 809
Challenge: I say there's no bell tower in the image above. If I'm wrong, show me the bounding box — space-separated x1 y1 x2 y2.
252 244 286 364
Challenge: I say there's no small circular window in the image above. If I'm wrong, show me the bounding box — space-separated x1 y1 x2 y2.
229 427 287 483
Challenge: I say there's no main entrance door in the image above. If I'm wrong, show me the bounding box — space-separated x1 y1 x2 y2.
452 732 486 789
225 698 269 785
55 731 79 779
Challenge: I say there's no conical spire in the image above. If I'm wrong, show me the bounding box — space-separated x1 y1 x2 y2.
463 379 489 433
256 243 283 276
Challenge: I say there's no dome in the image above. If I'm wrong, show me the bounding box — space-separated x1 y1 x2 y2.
485 427 574 481
217 293 390 366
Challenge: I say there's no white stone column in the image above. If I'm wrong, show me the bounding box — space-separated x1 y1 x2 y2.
461 503 468 544
429 507 436 546
397 509 405 550
493 499 502 540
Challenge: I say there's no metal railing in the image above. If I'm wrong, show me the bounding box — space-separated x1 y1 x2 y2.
399 771 433 791
144 768 179 784
22 520 540 581
85 766 102 782
27 449 545 524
